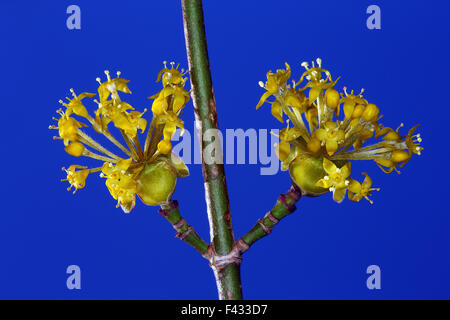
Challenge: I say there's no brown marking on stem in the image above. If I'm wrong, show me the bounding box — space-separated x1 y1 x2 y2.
211 165 219 180
265 211 280 224
257 219 273 234
173 217 187 230
176 225 194 240
235 238 250 254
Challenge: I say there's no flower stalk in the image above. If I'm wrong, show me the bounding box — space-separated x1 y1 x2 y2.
159 200 209 254
238 186 302 253
181 0 242 300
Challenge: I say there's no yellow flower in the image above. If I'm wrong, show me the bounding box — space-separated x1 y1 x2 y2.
348 173 380 204
314 121 345 156
296 58 339 103
156 112 185 154
273 122 303 162
60 89 96 119
52 110 87 146
61 165 90 193
256 62 291 109
101 159 137 210
96 70 132 103
156 61 187 87
149 85 190 116
316 158 351 203
92 73 147 139
340 87 368 119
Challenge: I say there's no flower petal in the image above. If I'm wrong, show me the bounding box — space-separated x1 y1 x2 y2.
322 157 337 174
333 188 347 203
256 91 272 109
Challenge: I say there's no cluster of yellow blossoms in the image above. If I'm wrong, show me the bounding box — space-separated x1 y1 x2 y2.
257 58 423 203
51 62 190 212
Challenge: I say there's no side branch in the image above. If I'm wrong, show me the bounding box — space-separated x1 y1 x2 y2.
237 186 302 254
159 200 209 254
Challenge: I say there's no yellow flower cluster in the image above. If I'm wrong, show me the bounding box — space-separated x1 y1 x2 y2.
50 63 190 212
257 58 423 203
149 61 190 154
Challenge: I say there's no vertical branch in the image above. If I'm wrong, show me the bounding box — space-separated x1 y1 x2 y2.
181 0 242 300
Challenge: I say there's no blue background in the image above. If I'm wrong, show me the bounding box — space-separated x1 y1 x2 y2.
1 0 449 299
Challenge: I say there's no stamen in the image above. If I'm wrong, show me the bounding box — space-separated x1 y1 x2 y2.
365 196 374 205
316 58 322 68
104 70 111 81
358 88 365 96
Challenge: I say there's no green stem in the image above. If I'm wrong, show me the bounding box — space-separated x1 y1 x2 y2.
181 0 242 300
159 200 209 254
239 186 302 252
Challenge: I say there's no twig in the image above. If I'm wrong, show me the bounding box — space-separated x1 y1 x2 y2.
237 186 302 254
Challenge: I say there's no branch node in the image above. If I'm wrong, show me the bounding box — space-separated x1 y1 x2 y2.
176 225 194 240
202 244 215 260
257 218 273 234
173 218 186 230
158 200 179 217
209 245 242 271
278 193 297 212
235 238 250 254
265 211 279 224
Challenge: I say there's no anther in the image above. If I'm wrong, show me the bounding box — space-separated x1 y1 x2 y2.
343 87 348 95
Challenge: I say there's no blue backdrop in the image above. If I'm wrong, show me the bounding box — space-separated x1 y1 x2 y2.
1 0 449 299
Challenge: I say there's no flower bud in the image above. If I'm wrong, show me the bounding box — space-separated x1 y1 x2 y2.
65 141 85 157
307 137 321 154
157 139 172 154
324 88 340 109
352 104 365 119
289 154 328 196
391 150 409 163
137 160 177 206
343 102 355 119
361 103 379 122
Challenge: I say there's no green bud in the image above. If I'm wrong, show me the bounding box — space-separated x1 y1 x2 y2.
289 154 328 196
137 159 177 206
